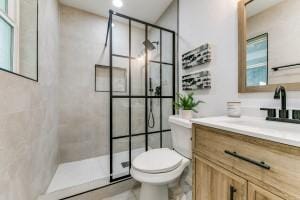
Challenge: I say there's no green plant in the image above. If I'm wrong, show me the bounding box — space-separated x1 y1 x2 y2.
175 93 204 113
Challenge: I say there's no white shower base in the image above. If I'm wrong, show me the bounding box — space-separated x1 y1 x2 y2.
40 148 146 200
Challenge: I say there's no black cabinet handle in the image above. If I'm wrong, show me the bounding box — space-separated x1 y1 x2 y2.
230 186 237 200
224 150 271 170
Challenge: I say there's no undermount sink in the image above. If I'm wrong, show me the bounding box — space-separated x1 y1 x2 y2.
191 116 300 147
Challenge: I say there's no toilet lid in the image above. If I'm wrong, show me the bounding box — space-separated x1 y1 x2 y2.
132 148 183 174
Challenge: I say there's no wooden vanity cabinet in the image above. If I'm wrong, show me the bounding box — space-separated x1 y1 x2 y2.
192 124 300 200
248 183 284 200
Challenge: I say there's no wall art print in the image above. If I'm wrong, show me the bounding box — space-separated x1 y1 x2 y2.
182 71 211 90
182 43 211 69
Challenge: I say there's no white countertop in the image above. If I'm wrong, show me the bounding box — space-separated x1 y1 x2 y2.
191 116 300 148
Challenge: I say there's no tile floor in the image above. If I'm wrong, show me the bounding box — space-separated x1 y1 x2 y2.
103 181 192 200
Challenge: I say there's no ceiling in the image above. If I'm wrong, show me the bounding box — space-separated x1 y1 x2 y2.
59 0 174 24
247 0 284 18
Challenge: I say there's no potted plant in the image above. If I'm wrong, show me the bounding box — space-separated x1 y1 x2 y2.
175 93 203 119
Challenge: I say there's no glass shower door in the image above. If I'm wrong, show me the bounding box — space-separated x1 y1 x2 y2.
109 10 175 182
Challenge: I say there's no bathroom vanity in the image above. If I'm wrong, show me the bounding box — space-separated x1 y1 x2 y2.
191 117 300 200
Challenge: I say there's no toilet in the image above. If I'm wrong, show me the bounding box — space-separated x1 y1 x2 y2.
130 115 192 200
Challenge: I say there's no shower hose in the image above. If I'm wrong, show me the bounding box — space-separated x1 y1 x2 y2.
148 98 155 128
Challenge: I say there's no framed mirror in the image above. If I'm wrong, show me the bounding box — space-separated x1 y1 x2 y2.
238 0 300 92
0 0 38 81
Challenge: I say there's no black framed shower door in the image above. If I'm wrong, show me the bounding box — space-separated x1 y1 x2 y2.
108 10 176 182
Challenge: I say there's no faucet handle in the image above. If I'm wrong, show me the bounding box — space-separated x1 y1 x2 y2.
260 108 276 118
279 109 289 119
292 110 300 120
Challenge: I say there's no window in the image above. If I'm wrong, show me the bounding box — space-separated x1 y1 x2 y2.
0 0 7 13
246 33 268 87
0 0 17 72
0 16 12 70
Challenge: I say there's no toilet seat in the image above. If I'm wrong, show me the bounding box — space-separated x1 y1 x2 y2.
131 149 190 186
132 148 183 174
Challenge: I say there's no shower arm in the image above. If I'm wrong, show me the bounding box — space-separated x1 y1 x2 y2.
105 10 113 47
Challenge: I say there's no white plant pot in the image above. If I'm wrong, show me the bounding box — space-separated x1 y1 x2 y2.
180 110 193 120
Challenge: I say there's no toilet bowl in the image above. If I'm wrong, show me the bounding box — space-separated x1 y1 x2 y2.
131 115 192 200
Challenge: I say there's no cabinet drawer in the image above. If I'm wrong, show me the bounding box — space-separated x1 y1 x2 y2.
193 125 300 200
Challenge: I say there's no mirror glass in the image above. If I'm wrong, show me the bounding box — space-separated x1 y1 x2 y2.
246 0 300 87
0 0 38 81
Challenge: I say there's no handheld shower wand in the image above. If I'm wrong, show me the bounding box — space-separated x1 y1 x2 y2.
148 78 155 128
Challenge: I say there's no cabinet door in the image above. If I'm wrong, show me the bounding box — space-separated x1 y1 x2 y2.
248 183 284 200
193 155 247 200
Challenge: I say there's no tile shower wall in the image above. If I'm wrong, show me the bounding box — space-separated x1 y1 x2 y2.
58 5 110 163
0 0 60 199
58 6 148 162
58 4 176 163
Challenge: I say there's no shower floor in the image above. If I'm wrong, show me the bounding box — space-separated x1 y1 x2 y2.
46 148 146 195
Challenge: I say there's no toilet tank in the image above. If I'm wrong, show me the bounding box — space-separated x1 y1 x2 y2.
168 115 192 159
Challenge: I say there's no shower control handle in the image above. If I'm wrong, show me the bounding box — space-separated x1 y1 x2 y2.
149 78 154 93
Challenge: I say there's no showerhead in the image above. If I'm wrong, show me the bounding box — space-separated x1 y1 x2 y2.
143 40 158 51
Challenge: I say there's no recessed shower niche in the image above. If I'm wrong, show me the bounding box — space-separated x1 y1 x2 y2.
95 65 127 92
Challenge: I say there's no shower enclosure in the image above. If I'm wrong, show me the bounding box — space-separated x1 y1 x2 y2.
39 4 178 198
107 10 176 182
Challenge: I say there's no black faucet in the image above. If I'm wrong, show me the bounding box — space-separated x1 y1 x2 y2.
261 86 300 124
274 86 286 110
274 86 288 118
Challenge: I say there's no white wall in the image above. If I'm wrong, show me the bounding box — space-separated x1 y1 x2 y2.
179 0 300 118
155 0 178 32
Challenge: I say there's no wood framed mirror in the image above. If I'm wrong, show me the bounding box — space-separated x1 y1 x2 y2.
238 0 300 93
